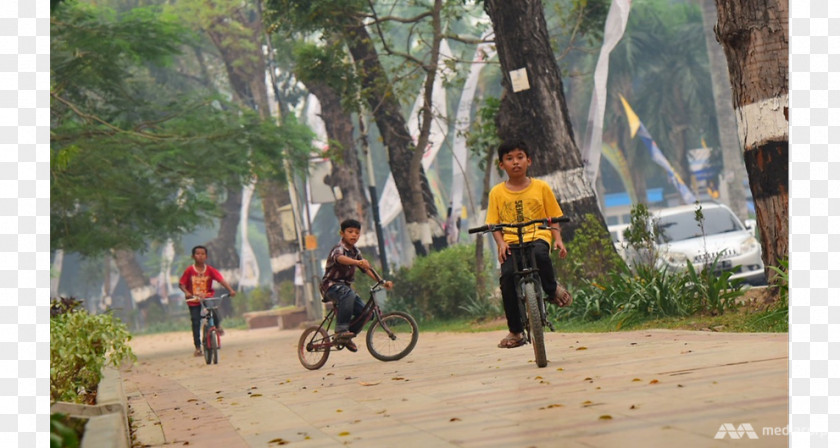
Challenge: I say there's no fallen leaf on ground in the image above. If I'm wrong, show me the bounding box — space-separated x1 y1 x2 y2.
632 378 641 382
576 347 588 351
649 379 659 384
359 381 381 386
338 432 350 437
599 415 613 420
450 417 461 422
546 404 563 409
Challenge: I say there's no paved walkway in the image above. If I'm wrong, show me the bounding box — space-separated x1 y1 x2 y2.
122 327 787 447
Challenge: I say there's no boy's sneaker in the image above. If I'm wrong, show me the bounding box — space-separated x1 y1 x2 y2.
344 340 358 352
335 330 355 341
194 347 202 357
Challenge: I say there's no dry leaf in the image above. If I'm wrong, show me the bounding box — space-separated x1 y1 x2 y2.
392 377 406 381
268 438 289 445
535 376 543 380
584 377 592 381
632 378 641 382
338 432 350 437
649 379 659 384
546 404 563 409
576 347 588 351
336 409 343 413
599 415 613 420
556 368 564 371
249 394 262 398
359 381 382 386
581 400 592 406
630 405 637 410
450 417 461 422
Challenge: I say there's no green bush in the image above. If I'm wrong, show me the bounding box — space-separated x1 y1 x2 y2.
554 213 625 290
50 299 135 404
746 257 788 332
389 244 490 320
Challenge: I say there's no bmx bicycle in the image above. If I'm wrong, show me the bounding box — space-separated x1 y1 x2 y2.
297 270 419 370
199 293 228 365
469 216 569 368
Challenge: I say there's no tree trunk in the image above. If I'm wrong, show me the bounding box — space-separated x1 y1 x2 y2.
113 249 162 329
714 0 788 280
698 0 749 222
204 188 241 317
344 20 441 256
484 0 614 245
306 81 370 223
205 3 299 301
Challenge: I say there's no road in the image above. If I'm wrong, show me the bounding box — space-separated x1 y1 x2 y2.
121 327 787 447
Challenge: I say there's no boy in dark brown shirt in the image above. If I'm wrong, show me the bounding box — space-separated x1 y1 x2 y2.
320 219 393 352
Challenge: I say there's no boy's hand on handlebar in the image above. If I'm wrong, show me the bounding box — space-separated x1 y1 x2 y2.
357 259 371 270
383 280 394 290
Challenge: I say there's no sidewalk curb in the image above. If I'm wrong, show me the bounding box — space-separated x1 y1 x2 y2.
51 366 130 448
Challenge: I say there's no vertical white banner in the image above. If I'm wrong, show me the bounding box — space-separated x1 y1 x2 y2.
378 40 453 227
580 0 633 188
446 31 495 244
238 180 260 288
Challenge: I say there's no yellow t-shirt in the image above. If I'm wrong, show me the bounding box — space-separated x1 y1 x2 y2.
485 178 564 245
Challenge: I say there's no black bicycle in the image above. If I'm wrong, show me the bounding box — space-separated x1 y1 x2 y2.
469 216 569 368
297 269 419 370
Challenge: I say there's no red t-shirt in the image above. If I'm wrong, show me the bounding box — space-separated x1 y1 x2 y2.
179 265 225 307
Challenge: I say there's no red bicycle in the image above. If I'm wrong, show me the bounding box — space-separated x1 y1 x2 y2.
199 293 228 365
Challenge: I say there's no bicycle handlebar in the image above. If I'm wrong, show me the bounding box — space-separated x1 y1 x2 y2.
468 216 569 234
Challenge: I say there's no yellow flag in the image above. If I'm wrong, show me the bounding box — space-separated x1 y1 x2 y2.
619 94 641 138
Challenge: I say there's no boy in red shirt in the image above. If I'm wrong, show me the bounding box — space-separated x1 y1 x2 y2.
179 245 237 357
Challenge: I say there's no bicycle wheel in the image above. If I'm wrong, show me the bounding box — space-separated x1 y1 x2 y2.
298 326 330 370
209 329 219 365
202 324 212 365
366 311 419 362
524 281 547 368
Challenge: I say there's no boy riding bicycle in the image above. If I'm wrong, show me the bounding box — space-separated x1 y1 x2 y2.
485 139 572 349
320 219 393 353
179 245 237 357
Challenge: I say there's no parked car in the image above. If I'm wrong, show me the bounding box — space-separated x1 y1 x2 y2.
651 202 766 285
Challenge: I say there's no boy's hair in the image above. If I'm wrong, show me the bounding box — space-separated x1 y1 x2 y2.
497 139 529 161
340 219 362 232
191 245 207 256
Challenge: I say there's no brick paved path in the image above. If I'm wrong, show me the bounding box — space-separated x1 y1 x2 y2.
122 327 787 447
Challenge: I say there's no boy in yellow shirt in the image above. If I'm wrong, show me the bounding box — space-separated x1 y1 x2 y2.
485 139 572 349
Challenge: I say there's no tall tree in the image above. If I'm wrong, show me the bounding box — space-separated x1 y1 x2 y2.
697 0 748 221
265 0 452 257
714 0 788 279
294 43 370 224
172 0 305 301
483 0 612 244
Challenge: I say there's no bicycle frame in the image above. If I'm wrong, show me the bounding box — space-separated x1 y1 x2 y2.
310 278 389 351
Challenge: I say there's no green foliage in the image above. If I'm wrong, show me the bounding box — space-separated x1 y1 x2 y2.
746 257 788 332
389 244 490 321
466 97 502 169
458 294 503 321
233 286 277 315
621 203 661 269
554 213 624 289
50 2 314 256
50 301 136 404
50 413 81 448
683 256 744 316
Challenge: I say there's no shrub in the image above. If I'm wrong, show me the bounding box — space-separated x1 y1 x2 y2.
554 213 625 290
50 299 135 404
389 244 489 320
